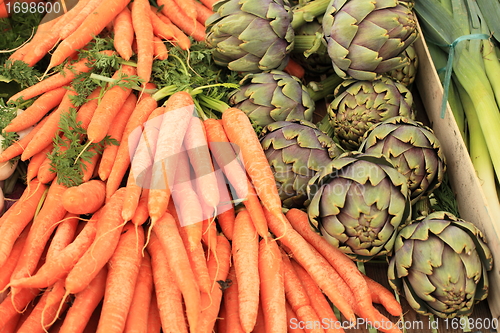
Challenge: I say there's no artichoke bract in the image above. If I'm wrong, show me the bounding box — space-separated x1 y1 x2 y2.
260 120 343 208
359 116 446 204
205 0 295 73
229 70 315 127
322 0 418 81
307 152 411 261
386 42 418 87
388 211 493 318
328 76 415 151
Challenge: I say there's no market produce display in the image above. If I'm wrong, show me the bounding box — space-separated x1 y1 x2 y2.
0 0 497 332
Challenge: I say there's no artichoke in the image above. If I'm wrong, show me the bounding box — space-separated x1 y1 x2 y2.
307 152 411 261
229 70 316 127
359 116 446 204
205 0 295 73
388 211 493 318
328 76 415 151
386 42 418 87
260 120 344 208
322 0 418 81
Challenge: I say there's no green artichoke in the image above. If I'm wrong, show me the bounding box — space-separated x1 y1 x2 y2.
388 211 493 318
386 42 418 87
260 120 344 208
205 0 295 73
359 116 446 204
228 70 316 127
307 152 411 261
322 0 418 81
328 76 415 151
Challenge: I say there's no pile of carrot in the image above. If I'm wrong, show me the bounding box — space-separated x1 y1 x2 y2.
0 0 405 331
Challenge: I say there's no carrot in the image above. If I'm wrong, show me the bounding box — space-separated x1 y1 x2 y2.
291 260 345 333
113 6 134 60
285 208 375 319
75 87 102 130
232 209 260 332
3 87 67 133
59 266 108 333
156 13 191 50
193 0 214 24
281 253 325 333
123 252 153 333
37 154 57 184
131 0 154 84
201 213 217 256
9 180 68 286
147 231 188 333
81 146 101 182
152 212 201 333
45 213 80 261
21 88 79 161
147 91 195 226
64 187 127 295
48 2 127 69
0 179 48 267
198 234 231 333
0 1 9 19
286 301 306 333
0 116 50 163
0 288 40 328
217 300 228 333
224 266 246 333
157 0 205 41
62 179 106 215
173 0 197 21
215 180 235 240
146 293 162 333
9 214 99 290
40 280 70 331
122 105 165 222
131 189 150 226
102 90 137 152
252 304 266 333
96 222 144 333
222 108 285 225
8 54 111 103
0 313 21 333
58 0 105 40
153 36 169 60
103 95 157 192
87 65 136 143
263 209 356 323
283 58 305 80
0 226 29 292
198 0 220 10
20 16 64 67
363 274 402 317
242 180 270 240
26 144 53 182
258 236 287 333
149 6 175 40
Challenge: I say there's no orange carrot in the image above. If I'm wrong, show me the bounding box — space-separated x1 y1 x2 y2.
281 252 325 333
152 212 201 333
194 0 214 25
363 275 402 317
224 266 246 333
37 154 57 184
258 236 287 333
198 234 231 333
156 13 191 50
45 212 80 261
20 16 65 67
59 0 105 40
146 293 162 333
47 2 127 69
173 0 197 21
252 304 266 333
283 58 305 80
263 209 356 323
96 222 144 333
285 208 375 319
0 179 48 268
123 252 153 333
113 6 134 60
131 189 150 226
81 146 101 182
291 260 345 333
0 116 49 163
198 0 220 10
222 108 285 224
21 88 79 161
75 87 102 130
0 0 7 18
232 209 260 332
104 86 137 143
217 300 228 333
64 187 127 295
62 179 106 215
59 266 108 333
157 0 205 41
8 54 111 103
153 36 169 60
131 0 154 84
4 86 67 133
87 65 136 143
147 231 188 333
149 6 175 40
0 226 29 292
214 174 235 240
286 301 306 333
26 144 53 182
0 288 40 328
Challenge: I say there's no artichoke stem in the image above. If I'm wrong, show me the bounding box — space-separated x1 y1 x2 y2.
413 196 432 219
291 0 330 30
292 34 328 57
316 113 335 138
307 74 344 102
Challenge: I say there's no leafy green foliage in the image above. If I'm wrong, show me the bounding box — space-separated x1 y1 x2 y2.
0 100 20 150
48 108 118 187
